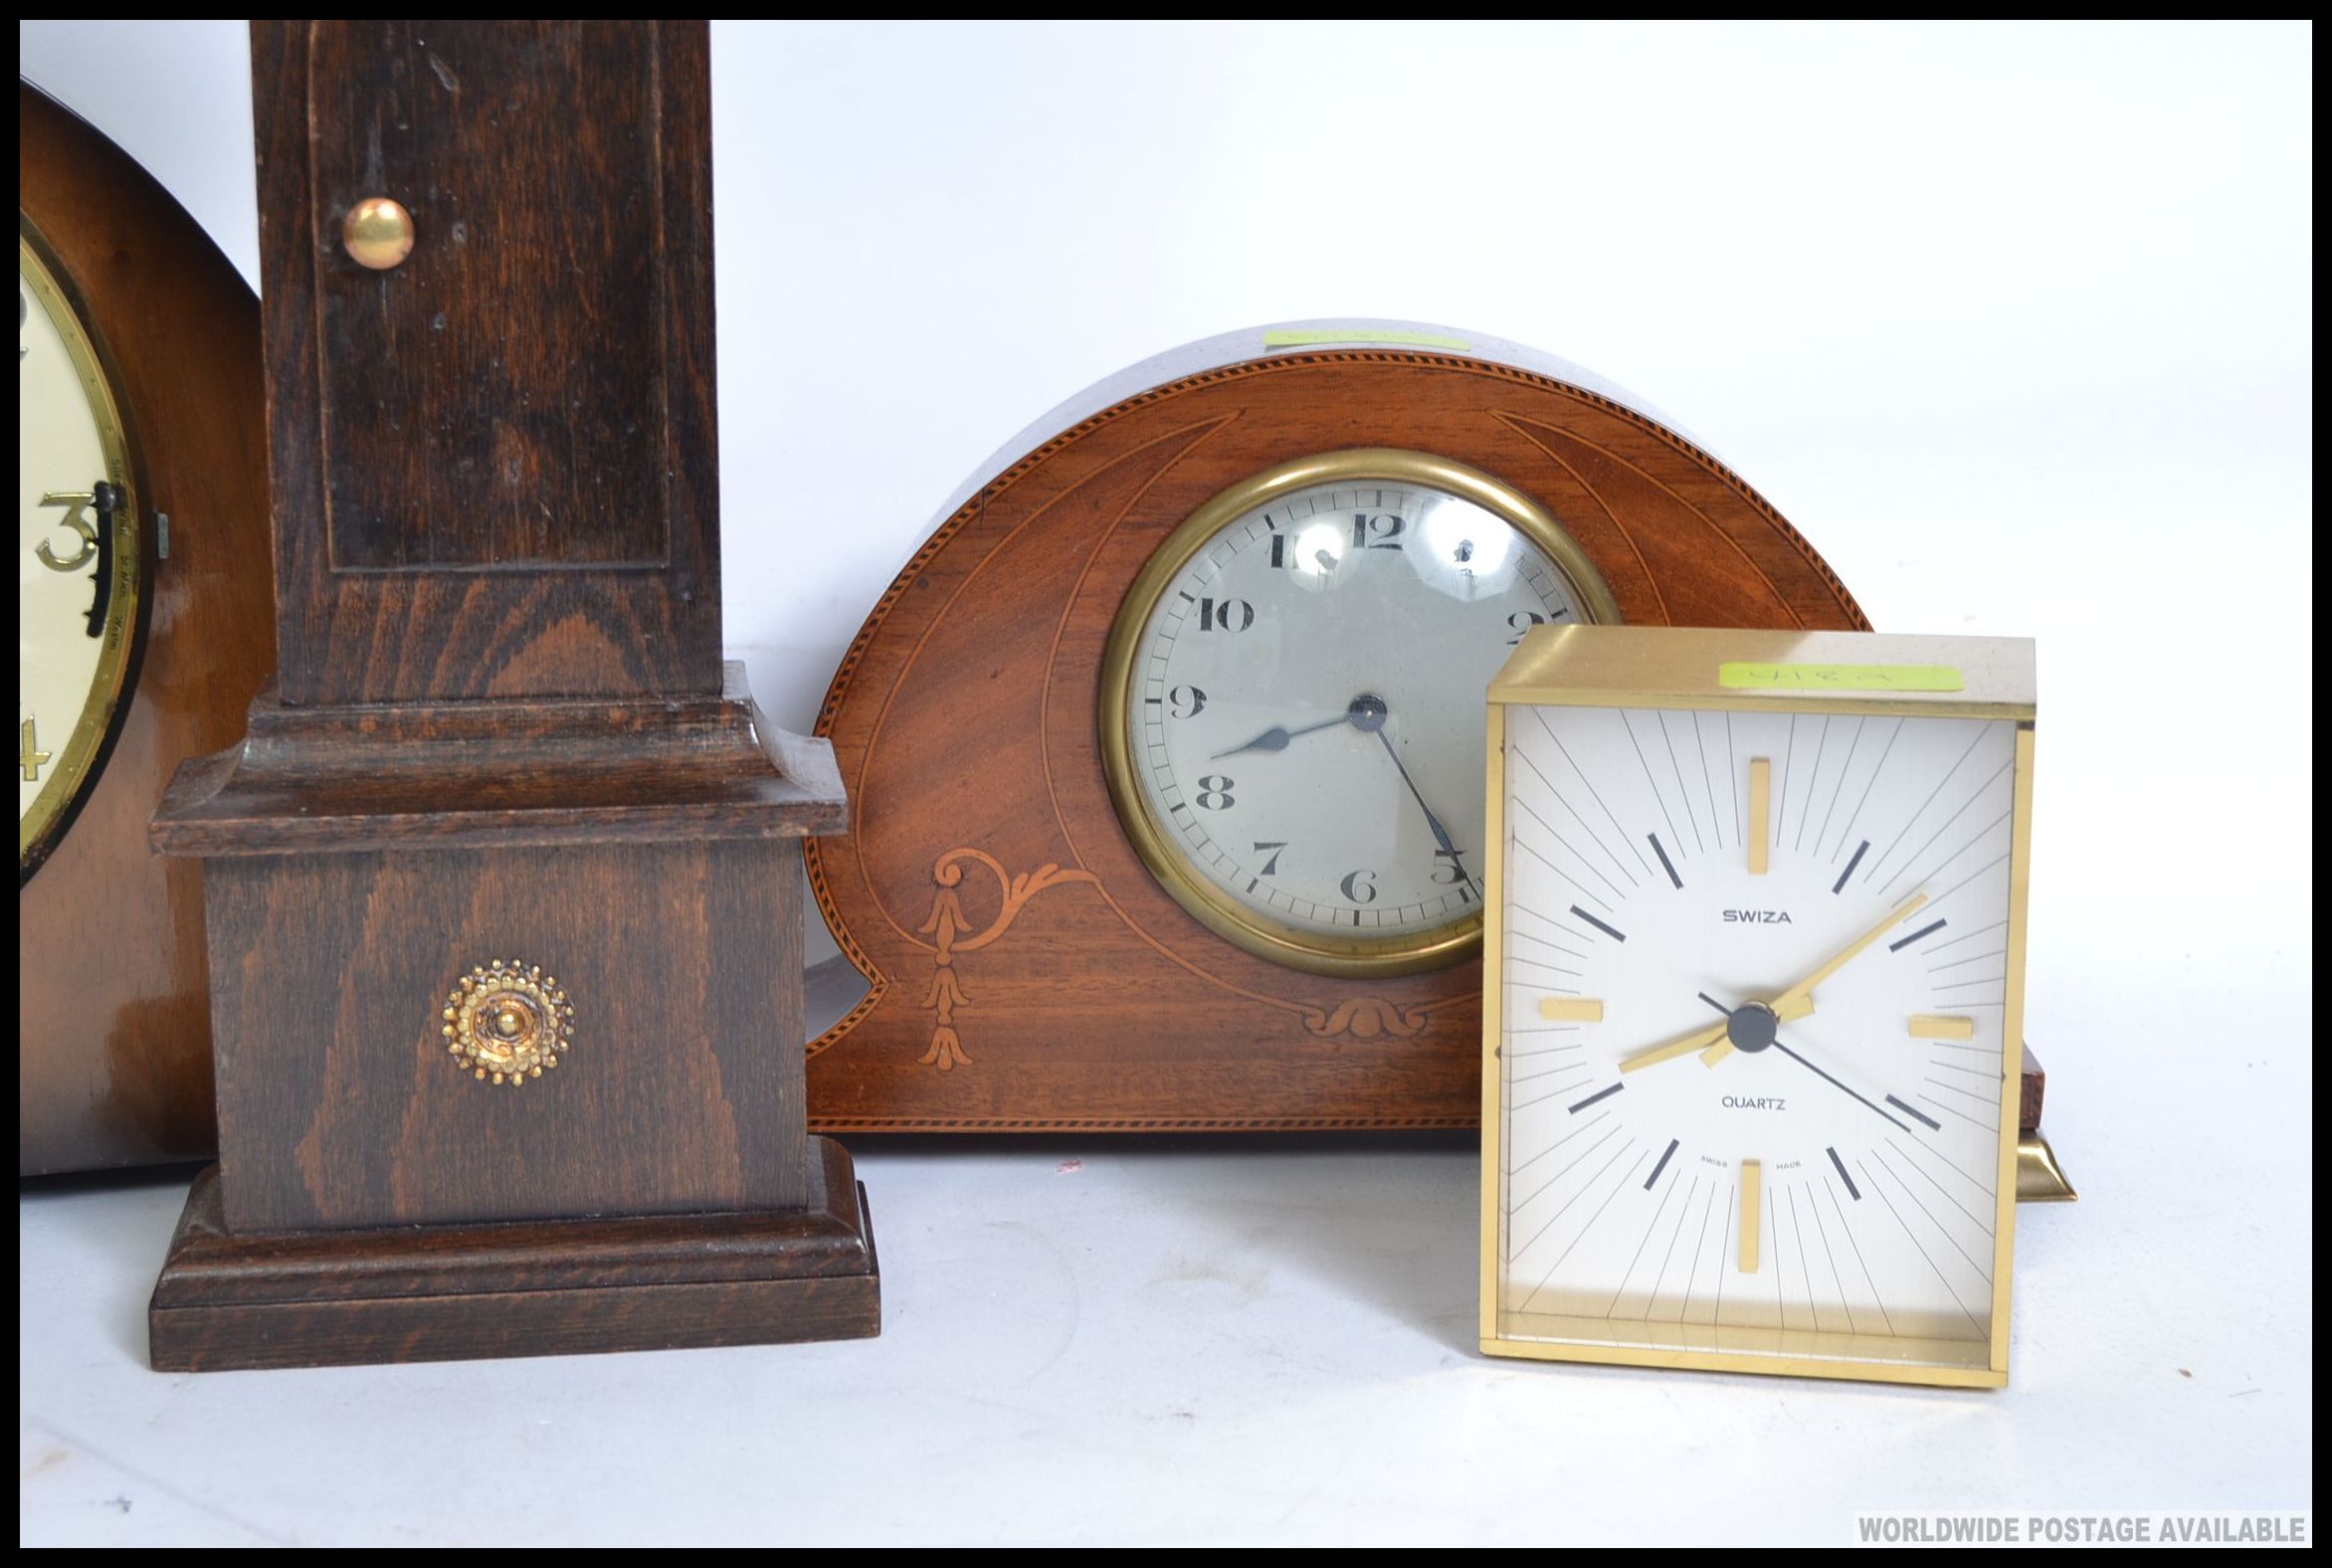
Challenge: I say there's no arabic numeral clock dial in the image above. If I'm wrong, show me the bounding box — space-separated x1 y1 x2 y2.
1101 450 1621 977
1479 626 2036 1387
19 229 141 879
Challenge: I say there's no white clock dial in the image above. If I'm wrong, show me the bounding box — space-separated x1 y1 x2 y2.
1108 454 1613 975
1495 704 2019 1355
19 233 138 872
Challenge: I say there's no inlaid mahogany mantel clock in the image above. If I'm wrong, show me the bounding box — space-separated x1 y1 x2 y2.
805 324 1876 1131
146 20 876 1370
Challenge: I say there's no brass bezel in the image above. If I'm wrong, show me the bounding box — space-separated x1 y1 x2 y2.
1098 448 1622 979
1478 626 2034 1388
17 222 146 879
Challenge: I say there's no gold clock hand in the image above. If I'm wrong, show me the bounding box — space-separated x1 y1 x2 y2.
1619 1019 1730 1075
1699 892 1929 1068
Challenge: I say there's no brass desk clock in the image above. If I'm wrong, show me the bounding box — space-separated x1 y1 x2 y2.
1480 627 2034 1387
146 21 876 1369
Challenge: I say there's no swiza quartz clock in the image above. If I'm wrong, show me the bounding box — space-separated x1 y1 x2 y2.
1480 626 2035 1387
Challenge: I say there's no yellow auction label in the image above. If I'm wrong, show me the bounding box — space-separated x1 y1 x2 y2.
1718 663 1965 692
1262 328 1471 351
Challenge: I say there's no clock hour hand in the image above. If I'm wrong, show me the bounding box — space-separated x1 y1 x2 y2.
1619 1019 1731 1075
1209 692 1394 760
1696 992 1810 1028
1623 990 1816 1075
1209 712 1350 760
1700 892 1928 1067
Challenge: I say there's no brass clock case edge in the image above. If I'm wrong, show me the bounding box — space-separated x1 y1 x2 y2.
1098 447 1623 980
17 219 148 882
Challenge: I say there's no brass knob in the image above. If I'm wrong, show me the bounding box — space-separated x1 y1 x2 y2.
342 197 415 271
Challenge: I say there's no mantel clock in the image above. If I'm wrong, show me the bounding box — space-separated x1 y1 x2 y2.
805 322 1872 1131
19 82 275 1176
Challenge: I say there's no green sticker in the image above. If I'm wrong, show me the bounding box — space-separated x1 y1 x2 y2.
1718 663 1965 693
1262 328 1471 352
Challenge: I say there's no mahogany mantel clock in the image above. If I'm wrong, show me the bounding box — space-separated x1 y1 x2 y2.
805 324 1872 1131
146 20 876 1369
19 83 275 1175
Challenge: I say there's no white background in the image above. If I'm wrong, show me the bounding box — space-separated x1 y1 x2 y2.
18 20 2312 1547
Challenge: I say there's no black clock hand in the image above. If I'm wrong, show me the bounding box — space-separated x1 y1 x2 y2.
1210 712 1351 760
1370 723 1482 901
1771 1041 1912 1133
1698 994 1910 1133
1210 692 1394 760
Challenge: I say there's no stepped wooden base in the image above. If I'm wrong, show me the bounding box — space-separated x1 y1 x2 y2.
150 1137 878 1371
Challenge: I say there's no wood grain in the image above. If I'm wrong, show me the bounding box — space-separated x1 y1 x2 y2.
251 20 722 703
18 84 277 1175
805 351 1871 1131
204 835 809 1232
152 664 847 858
306 21 669 571
145 21 872 1365
2021 1042 2045 1133
151 1142 879 1370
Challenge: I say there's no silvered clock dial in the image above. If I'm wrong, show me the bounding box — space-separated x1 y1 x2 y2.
1101 449 1621 977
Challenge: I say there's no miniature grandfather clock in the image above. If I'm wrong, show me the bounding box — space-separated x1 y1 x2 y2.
147 20 877 1369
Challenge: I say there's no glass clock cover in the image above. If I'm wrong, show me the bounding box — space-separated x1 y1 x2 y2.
1102 450 1620 977
19 229 140 874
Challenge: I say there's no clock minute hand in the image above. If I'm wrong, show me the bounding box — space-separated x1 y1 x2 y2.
1370 724 1482 900
1210 712 1350 760
1699 892 1930 1068
1770 1040 1912 1132
1695 993 1911 1131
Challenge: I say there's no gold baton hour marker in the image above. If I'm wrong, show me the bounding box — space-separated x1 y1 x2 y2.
1538 997 1604 1023
1908 1013 1976 1040
1738 1160 1762 1273
1747 757 1771 875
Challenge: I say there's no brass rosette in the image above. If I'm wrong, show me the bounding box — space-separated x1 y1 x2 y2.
439 960 571 1087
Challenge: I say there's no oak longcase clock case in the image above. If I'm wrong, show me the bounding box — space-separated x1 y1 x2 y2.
143 20 874 1371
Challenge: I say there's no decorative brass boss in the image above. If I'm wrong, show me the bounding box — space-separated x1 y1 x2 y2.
440 960 571 1087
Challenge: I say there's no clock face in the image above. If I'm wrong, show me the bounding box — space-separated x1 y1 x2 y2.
1491 700 2022 1379
19 230 140 876
1101 451 1619 976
